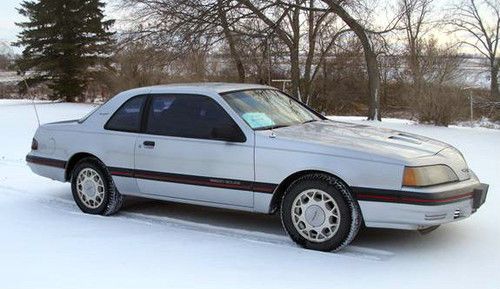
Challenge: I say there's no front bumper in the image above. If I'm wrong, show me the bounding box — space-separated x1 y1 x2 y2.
355 178 489 230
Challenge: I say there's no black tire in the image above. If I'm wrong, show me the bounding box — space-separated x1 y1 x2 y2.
71 157 123 216
280 174 361 252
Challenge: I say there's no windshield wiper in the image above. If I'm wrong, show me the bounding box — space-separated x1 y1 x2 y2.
301 119 317 124
256 120 317 131
255 124 290 131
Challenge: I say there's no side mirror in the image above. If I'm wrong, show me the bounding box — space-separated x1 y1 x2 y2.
211 124 246 142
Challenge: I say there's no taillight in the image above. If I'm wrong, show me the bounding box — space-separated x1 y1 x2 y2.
31 138 38 150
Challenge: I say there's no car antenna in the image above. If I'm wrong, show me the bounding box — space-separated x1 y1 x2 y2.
23 77 40 127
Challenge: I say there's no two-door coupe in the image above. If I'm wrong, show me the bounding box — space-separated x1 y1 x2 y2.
26 83 488 251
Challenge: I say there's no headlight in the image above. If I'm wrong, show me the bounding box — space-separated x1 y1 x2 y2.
402 165 458 187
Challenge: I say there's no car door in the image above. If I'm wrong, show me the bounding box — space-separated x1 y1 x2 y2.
101 94 146 195
134 93 255 208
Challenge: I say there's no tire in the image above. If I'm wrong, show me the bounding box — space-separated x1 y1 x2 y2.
280 174 361 252
71 157 124 216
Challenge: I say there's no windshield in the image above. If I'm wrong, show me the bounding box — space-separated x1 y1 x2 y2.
222 89 322 130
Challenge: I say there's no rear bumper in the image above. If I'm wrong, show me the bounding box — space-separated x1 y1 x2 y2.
26 154 66 182
355 178 488 230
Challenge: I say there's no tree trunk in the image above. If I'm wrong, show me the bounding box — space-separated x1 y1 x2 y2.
323 0 381 120
218 0 246 82
408 37 423 95
302 0 316 104
290 46 301 100
290 5 301 100
365 50 381 120
260 38 270 84
490 61 500 100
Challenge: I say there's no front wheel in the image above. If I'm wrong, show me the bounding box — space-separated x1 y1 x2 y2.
280 174 361 251
71 158 123 215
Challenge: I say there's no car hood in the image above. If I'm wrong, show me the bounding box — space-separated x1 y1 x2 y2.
271 120 451 160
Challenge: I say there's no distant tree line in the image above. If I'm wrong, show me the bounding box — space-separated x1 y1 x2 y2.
9 0 500 125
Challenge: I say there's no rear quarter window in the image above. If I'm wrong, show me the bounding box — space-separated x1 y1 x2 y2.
105 95 147 132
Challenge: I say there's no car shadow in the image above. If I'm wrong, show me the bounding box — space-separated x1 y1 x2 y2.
121 196 433 251
122 197 285 235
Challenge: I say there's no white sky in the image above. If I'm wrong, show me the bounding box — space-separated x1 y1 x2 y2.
0 0 25 44
0 0 118 51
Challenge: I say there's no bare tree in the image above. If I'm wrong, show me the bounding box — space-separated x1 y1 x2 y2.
98 40 171 96
419 40 465 85
319 0 386 120
400 0 433 90
237 0 340 100
217 0 246 82
286 0 404 120
449 0 500 100
121 0 248 81
412 38 467 126
302 1 349 105
250 0 396 119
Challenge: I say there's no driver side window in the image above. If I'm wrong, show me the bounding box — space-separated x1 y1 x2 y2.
145 94 245 142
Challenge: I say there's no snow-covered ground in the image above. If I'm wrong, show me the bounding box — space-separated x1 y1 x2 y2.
0 71 22 83
0 100 499 289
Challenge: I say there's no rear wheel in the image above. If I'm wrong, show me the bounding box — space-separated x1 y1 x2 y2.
280 174 361 251
71 158 123 215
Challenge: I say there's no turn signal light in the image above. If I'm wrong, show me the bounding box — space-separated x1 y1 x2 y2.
402 167 417 186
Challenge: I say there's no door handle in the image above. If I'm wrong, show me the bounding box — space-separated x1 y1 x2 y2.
143 141 155 148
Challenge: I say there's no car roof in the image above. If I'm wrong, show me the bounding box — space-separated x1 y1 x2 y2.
147 82 276 94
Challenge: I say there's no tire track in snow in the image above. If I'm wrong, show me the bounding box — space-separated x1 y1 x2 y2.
39 193 395 261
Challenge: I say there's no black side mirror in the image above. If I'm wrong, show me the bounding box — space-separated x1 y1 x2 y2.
211 124 246 142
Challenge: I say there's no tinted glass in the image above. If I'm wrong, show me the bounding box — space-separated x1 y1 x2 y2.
105 95 146 132
222 89 321 130
146 94 241 140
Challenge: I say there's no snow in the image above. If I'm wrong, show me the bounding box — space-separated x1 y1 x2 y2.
0 71 22 83
455 117 500 130
0 100 499 289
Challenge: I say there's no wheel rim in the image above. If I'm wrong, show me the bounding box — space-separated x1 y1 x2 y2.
76 168 105 209
291 189 341 242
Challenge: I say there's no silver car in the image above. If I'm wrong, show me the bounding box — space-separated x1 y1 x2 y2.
26 83 488 251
